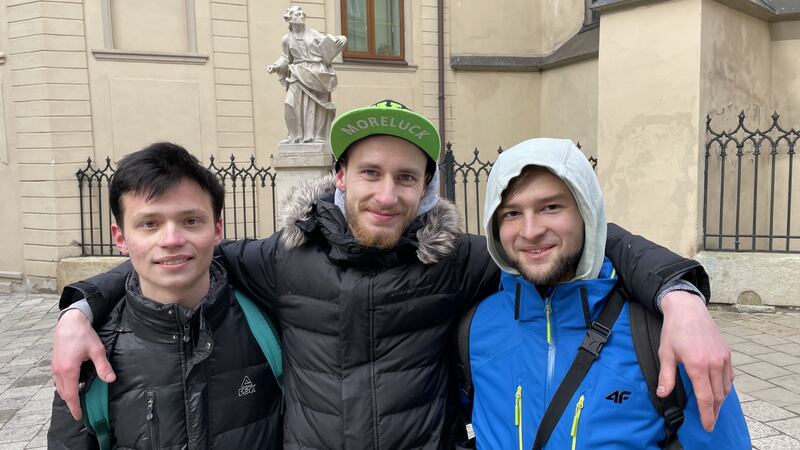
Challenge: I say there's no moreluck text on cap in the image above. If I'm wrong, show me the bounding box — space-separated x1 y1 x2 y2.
340 115 430 140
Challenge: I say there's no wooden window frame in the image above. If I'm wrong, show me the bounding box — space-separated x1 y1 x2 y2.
341 0 406 63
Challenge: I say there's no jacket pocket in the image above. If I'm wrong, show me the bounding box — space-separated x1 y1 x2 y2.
570 394 585 450
514 385 523 450
145 390 160 450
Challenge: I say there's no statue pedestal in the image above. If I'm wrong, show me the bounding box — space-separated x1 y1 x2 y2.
272 142 334 217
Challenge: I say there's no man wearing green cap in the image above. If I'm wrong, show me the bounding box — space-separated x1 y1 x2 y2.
53 100 731 449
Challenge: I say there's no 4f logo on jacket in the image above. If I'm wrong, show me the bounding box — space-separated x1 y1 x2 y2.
605 390 631 404
238 376 256 397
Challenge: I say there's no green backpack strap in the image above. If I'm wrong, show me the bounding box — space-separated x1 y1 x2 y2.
234 290 283 393
79 292 282 450
81 377 111 450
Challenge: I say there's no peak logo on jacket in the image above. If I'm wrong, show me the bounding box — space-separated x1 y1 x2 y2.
238 376 256 397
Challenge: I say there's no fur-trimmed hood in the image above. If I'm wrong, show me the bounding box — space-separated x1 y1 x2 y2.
278 175 461 264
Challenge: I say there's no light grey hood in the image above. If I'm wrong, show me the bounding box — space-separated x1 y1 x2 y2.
482 138 606 281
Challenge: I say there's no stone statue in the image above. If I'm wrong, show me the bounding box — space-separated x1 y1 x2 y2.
268 6 347 144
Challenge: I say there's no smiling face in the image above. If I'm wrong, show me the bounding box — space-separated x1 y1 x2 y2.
335 135 428 249
111 178 223 308
497 166 585 286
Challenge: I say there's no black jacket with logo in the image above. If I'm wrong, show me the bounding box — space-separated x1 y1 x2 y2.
48 262 282 449
59 177 709 450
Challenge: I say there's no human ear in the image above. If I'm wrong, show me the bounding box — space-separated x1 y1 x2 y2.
111 224 129 255
335 166 347 192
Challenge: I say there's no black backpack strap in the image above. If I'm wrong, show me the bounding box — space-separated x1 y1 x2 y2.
455 300 480 440
629 301 687 449
531 286 626 450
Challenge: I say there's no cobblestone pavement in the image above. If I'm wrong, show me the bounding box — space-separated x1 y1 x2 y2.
0 293 799 449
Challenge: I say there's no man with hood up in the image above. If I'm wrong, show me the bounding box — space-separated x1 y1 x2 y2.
53 102 732 449
468 138 750 449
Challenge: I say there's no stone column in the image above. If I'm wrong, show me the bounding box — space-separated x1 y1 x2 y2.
8 0 94 290
595 0 770 255
271 143 334 217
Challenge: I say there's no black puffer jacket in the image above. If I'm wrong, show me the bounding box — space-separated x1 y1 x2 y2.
61 177 709 450
48 263 282 449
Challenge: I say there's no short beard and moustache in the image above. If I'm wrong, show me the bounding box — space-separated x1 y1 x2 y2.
516 246 583 287
346 201 416 250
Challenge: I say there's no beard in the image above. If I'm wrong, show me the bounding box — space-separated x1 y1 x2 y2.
346 200 416 250
517 246 583 286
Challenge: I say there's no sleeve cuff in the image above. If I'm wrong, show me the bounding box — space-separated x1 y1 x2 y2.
56 299 94 324
655 280 706 313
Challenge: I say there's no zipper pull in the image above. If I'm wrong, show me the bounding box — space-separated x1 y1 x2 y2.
545 299 552 344
146 396 155 421
571 395 585 436
182 323 190 343
514 385 522 425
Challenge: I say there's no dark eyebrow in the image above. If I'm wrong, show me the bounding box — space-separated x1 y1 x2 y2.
500 192 572 210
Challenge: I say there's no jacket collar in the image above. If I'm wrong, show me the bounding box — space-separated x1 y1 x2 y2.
499 257 618 324
278 174 461 265
121 261 230 342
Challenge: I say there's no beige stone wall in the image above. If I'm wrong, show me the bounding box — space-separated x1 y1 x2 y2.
6 0 95 291
449 0 583 56
0 10 25 290
540 0 584 55
450 0 540 55
539 58 598 154
2 0 798 293
597 0 704 255
770 22 800 123
697 252 800 306
83 0 218 163
451 72 541 154
700 1 780 252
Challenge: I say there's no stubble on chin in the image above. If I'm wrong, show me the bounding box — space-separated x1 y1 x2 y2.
516 248 583 287
346 210 408 250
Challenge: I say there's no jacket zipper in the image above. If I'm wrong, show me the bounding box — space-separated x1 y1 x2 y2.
514 385 523 450
570 394 585 450
545 296 556 395
545 300 552 344
369 272 379 450
176 311 194 447
145 390 160 450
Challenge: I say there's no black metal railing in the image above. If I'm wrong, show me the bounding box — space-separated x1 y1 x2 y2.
76 155 277 256
704 112 799 253
77 142 598 255
438 142 597 235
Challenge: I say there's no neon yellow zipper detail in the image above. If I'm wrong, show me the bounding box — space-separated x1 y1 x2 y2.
545 301 552 344
515 385 523 450
570 395 585 450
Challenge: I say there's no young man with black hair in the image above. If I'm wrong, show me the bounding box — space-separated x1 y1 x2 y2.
53 102 732 449
47 143 282 449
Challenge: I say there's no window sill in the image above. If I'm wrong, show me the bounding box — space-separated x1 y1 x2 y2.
92 49 209 65
334 61 417 73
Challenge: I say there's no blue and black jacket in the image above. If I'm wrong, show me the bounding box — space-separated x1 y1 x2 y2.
469 259 751 450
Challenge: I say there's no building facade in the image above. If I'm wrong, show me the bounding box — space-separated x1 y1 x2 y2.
0 0 798 305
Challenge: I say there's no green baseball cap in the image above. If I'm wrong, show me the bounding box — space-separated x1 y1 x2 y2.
330 99 441 163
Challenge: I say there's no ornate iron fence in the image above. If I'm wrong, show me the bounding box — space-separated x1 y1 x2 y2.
76 155 277 256
704 112 799 253
77 143 598 255
438 142 597 235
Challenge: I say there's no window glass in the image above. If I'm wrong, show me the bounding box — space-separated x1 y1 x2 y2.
374 0 400 56
342 0 404 61
347 0 368 52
